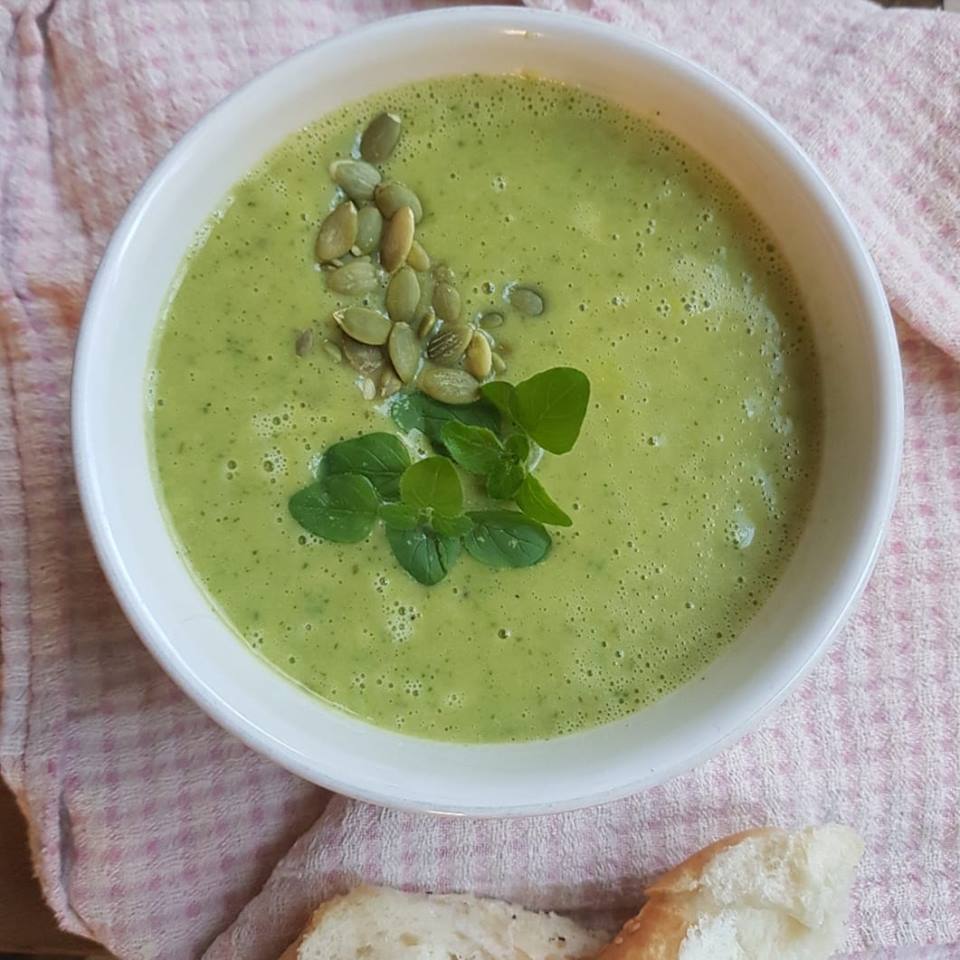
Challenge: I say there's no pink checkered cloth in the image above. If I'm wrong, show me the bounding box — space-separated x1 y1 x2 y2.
0 0 957 957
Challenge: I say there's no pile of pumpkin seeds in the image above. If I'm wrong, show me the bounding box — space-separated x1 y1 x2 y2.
296 110 546 406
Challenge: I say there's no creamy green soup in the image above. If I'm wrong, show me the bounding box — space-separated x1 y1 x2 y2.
151 75 821 743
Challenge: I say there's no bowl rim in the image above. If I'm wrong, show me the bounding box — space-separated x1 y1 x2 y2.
72 4 903 816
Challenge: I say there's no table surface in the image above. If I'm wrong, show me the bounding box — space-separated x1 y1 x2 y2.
0 779 109 957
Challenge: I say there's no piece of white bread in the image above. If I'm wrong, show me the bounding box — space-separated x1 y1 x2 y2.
280 884 607 960
596 825 864 960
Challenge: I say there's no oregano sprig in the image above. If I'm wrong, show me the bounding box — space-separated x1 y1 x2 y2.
288 366 590 586
479 367 590 454
441 367 589 525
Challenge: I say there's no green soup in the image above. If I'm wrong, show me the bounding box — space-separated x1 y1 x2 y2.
151 75 821 743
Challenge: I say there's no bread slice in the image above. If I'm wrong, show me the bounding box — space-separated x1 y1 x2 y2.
280 884 608 960
596 825 864 960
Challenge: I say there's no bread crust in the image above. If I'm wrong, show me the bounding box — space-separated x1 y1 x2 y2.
279 887 360 960
593 898 690 960
597 828 778 960
645 827 776 896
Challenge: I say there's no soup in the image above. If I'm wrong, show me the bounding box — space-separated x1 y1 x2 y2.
150 74 821 743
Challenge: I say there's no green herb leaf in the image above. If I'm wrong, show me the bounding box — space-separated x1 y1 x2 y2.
386 524 461 585
503 432 531 464
513 367 590 455
515 474 572 527
433 513 474 537
479 380 518 422
289 474 379 543
486 459 525 500
463 510 552 568
400 456 464 516
379 502 421 530
390 391 431 434
441 422 504 475
391 392 500 452
323 433 411 500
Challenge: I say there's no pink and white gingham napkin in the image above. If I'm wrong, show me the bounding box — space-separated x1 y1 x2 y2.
1 1 957 958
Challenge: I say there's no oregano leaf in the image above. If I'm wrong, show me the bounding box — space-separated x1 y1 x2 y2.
380 502 421 530
433 513 474 538
486 459 525 500
463 510 552 568
441 421 504 475
515 474 572 527
391 392 500 452
323 433 410 499
386 524 461 585
289 474 379 543
512 367 590 454
400 456 464 516
479 380 518 422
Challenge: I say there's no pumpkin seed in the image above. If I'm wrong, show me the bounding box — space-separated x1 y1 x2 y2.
427 324 471 364
360 112 402 164
295 328 315 357
415 271 434 319
432 282 462 323
388 322 419 383
417 306 438 340
380 369 402 398
434 263 457 285
479 311 504 329
315 201 358 263
418 366 480 405
406 239 431 272
491 351 507 374
385 266 420 324
360 377 377 401
353 205 383 255
325 259 379 295
508 285 545 317
380 206 415 273
329 159 381 202
334 306 392 345
341 337 384 376
465 331 492 380
374 181 423 222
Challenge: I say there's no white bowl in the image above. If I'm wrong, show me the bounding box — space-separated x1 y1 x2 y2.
73 6 902 816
